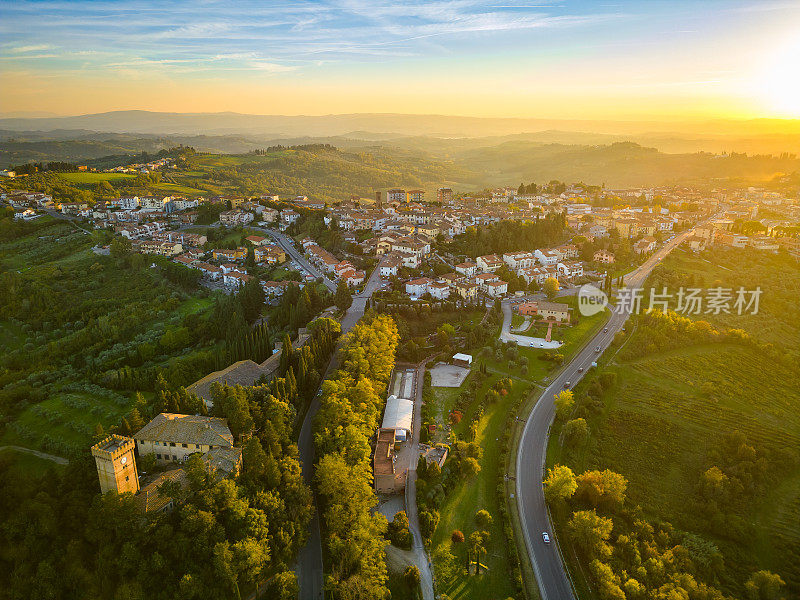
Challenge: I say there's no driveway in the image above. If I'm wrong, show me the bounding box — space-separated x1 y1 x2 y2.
500 300 562 349
405 363 435 600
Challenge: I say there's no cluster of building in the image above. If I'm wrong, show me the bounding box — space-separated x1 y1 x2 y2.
106 157 176 175
301 238 366 287
373 367 447 495
685 217 798 257
91 413 242 513
402 243 587 301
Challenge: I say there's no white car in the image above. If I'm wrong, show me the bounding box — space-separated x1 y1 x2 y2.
542 532 550 544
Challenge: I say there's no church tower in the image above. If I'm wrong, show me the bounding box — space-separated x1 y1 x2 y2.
91 434 140 495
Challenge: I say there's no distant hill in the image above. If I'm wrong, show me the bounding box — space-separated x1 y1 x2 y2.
450 141 800 188
3 110 800 142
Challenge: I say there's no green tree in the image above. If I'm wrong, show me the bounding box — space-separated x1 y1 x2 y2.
564 418 589 445
543 276 560 300
590 559 626 600
575 469 628 509
474 509 493 529
567 509 613 559
745 570 785 600
468 530 488 574
387 511 412 549
544 464 578 503
403 565 421 596
335 281 352 311
554 389 575 421
110 236 132 260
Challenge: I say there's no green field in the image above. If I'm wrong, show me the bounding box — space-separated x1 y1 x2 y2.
0 447 65 479
57 172 135 183
649 246 800 354
0 218 221 461
547 247 800 598
427 371 529 600
1 390 133 455
423 298 608 600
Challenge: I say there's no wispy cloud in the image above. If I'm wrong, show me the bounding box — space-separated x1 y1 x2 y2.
6 44 52 53
0 0 626 75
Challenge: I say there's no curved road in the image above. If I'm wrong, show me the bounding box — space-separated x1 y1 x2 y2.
515 227 700 600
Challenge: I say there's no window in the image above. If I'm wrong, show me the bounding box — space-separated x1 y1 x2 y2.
170 442 176 447
156 453 162 459
195 444 200 449
125 476 129 481
172 455 177 461
182 443 188 448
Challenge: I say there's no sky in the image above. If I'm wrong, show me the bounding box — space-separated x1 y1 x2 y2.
1 0 800 120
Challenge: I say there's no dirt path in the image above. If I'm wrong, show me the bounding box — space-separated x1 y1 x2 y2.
0 445 69 464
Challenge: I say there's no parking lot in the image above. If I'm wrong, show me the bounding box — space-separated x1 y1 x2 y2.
429 363 470 388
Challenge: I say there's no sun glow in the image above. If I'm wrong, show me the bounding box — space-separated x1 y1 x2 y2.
755 37 800 117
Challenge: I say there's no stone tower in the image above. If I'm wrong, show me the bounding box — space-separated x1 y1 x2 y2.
91 434 139 495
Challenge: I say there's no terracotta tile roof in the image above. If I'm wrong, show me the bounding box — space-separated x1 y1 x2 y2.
135 413 233 448
136 468 189 513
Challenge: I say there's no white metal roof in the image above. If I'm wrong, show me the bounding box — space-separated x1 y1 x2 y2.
453 353 473 363
382 395 413 433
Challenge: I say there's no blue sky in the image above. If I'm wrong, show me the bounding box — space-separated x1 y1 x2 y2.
2 1 800 117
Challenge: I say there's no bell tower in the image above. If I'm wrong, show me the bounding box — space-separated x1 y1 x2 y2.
91 434 140 495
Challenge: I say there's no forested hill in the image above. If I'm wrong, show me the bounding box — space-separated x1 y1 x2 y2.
6 136 800 195
183 146 473 203
451 141 800 188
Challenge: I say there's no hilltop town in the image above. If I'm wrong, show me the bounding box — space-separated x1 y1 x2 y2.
2 155 800 600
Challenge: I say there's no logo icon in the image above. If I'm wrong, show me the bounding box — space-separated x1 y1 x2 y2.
578 284 608 316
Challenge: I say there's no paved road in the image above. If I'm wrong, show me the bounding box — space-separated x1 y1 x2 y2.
295 257 385 600
514 228 698 600
254 227 337 293
404 363 435 600
41 208 93 234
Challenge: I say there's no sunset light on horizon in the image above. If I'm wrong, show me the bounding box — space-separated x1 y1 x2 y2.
2 0 800 121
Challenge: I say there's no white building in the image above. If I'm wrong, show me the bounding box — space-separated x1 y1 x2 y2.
427 282 451 300
281 209 300 224
485 280 508 297
557 261 584 279
535 249 560 266
455 261 478 277
405 277 433 297
477 254 503 272
382 395 414 442
503 251 536 272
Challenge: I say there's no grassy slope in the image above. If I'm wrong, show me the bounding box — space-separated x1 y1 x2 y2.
427 303 608 599
428 371 528 600
0 222 215 458
57 172 135 183
548 248 800 598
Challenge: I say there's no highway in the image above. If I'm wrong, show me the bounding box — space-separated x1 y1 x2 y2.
514 227 697 600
